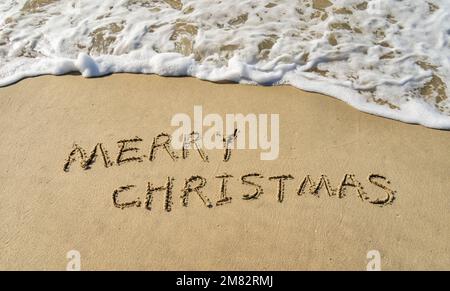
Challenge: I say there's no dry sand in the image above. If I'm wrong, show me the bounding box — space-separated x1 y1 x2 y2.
0 74 449 270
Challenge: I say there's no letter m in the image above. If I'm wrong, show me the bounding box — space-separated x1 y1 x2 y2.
63 143 113 172
259 276 270 286
297 175 336 197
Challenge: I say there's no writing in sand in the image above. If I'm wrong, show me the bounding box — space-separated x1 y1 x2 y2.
63 132 397 211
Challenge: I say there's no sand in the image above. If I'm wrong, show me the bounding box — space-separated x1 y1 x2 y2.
0 74 449 270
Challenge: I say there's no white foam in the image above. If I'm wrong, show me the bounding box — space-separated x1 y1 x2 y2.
0 0 449 128
77 53 99 77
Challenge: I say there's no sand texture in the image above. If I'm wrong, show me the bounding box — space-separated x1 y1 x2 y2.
0 74 449 270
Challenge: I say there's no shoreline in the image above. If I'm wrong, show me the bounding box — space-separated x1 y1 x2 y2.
0 74 449 270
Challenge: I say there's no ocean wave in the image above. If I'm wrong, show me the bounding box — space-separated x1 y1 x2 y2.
0 0 449 128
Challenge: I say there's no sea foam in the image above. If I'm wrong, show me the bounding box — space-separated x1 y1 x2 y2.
0 0 449 128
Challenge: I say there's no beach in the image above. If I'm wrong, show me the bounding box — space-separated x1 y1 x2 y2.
0 74 449 270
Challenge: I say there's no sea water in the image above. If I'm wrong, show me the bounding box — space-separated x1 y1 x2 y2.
0 0 449 128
